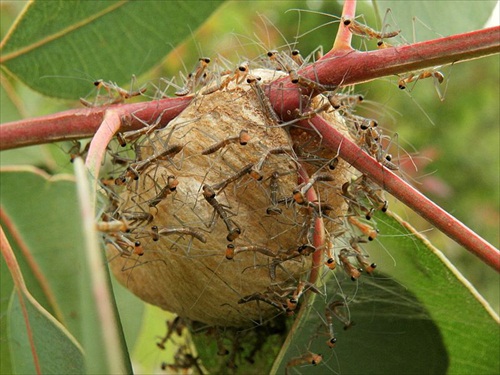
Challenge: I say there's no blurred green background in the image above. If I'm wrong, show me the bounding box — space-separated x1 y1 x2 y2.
1 0 498 330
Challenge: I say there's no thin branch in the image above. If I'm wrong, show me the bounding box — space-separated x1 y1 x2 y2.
1 27 497 151
332 0 356 50
305 115 500 272
0 97 192 151
268 26 500 120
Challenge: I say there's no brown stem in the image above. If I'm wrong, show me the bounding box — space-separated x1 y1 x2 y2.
0 97 192 151
306 115 500 272
1 27 498 150
268 26 500 120
332 0 355 50
0 25 498 271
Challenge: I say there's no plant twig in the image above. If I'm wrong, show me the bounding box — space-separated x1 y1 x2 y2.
268 26 500 120
305 115 500 272
1 27 498 150
0 97 192 151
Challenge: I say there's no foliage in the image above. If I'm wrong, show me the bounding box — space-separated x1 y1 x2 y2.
1 1 498 374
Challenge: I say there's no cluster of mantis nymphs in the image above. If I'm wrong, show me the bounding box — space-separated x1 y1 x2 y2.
73 12 446 374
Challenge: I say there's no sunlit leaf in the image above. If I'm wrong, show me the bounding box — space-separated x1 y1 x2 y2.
271 211 499 374
0 167 86 340
374 0 497 42
369 211 499 374
1 1 224 99
8 291 85 374
1 221 84 374
73 158 132 374
0 165 133 374
0 256 14 375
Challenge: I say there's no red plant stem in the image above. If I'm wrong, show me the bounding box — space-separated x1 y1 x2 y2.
0 223 42 374
0 97 192 151
332 0 355 50
306 115 500 272
1 27 498 151
297 165 325 285
268 26 500 119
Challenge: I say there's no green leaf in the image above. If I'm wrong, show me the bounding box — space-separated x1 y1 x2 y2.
373 0 497 42
1 0 224 99
73 158 132 374
271 211 499 374
0 167 86 341
1 256 14 375
271 278 449 374
0 165 133 374
369 211 500 374
8 290 85 374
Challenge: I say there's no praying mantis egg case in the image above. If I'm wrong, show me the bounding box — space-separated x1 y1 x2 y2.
108 69 354 327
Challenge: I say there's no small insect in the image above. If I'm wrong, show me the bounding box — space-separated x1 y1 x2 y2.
338 248 362 281
350 237 377 274
266 171 282 215
348 216 379 241
324 309 337 348
202 61 250 95
268 251 303 281
225 244 235 260
156 316 185 350
68 140 91 163
213 328 229 356
398 69 444 90
268 49 334 92
293 172 335 205
398 69 446 100
201 129 251 155
175 57 211 96
246 74 282 125
148 175 179 207
124 144 183 181
81 79 146 107
285 352 323 375
297 74 336 93
359 175 389 213
96 79 146 100
297 244 316 256
119 111 165 144
327 93 364 110
286 281 305 311
324 240 336 270
341 181 372 219
343 111 378 132
267 50 301 84
328 300 355 330
116 133 127 147
150 225 160 241
133 241 145 256
121 211 154 228
230 246 277 259
155 226 207 243
202 185 241 241
329 157 339 170
285 281 322 312
95 219 128 233
211 163 254 193
238 292 288 313
250 147 292 181
291 49 304 66
342 14 400 41
293 102 331 120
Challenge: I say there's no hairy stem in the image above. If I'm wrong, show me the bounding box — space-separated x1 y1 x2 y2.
0 97 192 151
268 26 500 119
1 27 498 150
306 115 500 272
0 20 498 271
